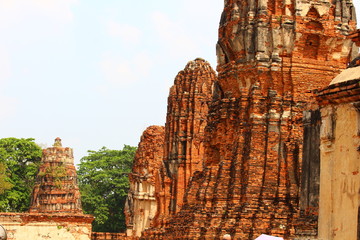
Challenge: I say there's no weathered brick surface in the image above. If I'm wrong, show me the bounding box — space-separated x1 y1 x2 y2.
152 59 216 227
125 126 165 237
349 29 360 47
29 138 83 214
134 59 216 238
141 0 357 239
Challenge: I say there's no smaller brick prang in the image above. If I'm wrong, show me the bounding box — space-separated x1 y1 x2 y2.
29 138 83 214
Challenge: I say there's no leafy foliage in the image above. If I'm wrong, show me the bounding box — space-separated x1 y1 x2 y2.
0 138 42 212
38 165 67 188
78 145 136 232
0 163 13 194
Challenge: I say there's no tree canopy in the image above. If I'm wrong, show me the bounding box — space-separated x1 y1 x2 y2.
77 145 136 232
0 138 42 212
0 162 13 194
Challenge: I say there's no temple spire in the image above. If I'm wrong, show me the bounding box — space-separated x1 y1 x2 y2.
29 138 82 214
53 137 62 147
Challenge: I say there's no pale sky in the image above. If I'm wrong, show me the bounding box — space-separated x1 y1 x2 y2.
0 0 359 165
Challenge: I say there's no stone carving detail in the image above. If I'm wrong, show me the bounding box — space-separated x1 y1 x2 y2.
29 138 83 214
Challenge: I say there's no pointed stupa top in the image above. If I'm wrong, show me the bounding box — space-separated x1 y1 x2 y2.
53 137 62 147
183 58 212 72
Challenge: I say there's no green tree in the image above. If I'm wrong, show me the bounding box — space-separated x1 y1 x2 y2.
0 163 13 194
78 145 136 232
0 138 42 212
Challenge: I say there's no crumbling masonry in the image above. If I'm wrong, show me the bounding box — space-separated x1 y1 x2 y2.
125 126 165 237
30 137 82 214
133 0 359 239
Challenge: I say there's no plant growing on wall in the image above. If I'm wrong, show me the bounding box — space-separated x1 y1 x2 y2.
38 165 67 188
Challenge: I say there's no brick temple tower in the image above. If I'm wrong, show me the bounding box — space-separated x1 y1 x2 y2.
145 0 358 239
140 59 217 239
125 126 165 237
29 138 82 214
162 58 216 215
155 59 216 224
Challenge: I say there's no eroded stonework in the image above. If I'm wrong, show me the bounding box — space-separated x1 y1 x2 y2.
152 58 217 228
125 126 165 237
30 138 83 214
141 0 357 239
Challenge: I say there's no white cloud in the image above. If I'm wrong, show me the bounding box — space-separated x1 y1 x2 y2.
99 52 153 88
0 0 77 29
31 0 77 23
106 20 142 44
151 11 198 58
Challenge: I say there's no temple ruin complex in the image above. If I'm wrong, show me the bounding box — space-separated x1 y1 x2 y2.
127 0 360 239
0 0 359 239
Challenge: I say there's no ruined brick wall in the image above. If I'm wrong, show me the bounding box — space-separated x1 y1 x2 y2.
0 212 93 240
141 0 357 239
29 138 83 214
125 126 165 237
